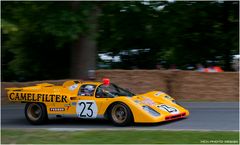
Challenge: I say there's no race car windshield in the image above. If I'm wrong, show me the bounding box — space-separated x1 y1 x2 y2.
96 83 135 98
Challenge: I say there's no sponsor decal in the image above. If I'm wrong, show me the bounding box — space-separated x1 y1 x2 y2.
142 97 156 106
50 108 65 111
71 102 77 106
64 104 71 107
64 103 71 110
76 100 98 118
69 84 78 91
8 92 67 103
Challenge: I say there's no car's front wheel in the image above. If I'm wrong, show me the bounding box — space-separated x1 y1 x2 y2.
109 102 133 126
25 102 48 125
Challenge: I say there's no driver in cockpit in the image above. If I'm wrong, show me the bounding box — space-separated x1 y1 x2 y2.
83 85 95 96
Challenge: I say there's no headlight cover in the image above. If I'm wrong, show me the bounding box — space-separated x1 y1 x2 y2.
164 95 172 100
142 106 160 117
164 96 176 104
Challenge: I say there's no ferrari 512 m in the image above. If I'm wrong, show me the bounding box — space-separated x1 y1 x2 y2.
6 79 189 126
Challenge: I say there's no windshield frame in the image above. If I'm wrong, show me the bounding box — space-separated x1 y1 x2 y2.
95 83 135 98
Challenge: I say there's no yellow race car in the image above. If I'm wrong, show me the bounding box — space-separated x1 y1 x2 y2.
6 78 189 126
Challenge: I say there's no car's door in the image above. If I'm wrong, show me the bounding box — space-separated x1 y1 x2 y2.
76 84 106 119
94 84 115 116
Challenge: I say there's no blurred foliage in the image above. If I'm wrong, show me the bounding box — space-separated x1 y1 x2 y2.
2 2 94 81
98 1 239 69
1 1 239 81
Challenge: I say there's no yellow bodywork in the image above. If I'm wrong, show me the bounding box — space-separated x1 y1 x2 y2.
6 80 189 123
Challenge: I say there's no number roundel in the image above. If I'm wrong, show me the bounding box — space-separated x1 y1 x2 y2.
157 104 179 114
76 100 98 118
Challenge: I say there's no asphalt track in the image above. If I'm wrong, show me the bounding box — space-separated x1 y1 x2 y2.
1 102 239 131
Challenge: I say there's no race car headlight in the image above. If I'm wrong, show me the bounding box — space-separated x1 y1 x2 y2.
164 96 176 104
164 95 172 100
172 100 177 104
142 106 160 117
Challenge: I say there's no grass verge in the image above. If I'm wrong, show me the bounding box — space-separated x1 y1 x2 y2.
1 129 239 144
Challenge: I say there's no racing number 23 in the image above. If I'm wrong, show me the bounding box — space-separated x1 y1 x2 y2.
78 102 93 117
76 100 98 118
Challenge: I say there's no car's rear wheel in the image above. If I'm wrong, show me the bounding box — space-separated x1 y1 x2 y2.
109 102 133 126
25 102 48 125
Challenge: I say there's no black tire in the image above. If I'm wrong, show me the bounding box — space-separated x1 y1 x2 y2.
25 102 48 125
109 102 133 126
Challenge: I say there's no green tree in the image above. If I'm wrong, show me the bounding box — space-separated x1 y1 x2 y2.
98 1 238 70
1 1 239 81
2 2 99 80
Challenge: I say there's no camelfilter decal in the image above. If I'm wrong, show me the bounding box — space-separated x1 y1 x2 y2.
50 108 65 111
